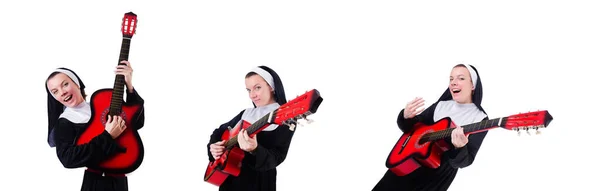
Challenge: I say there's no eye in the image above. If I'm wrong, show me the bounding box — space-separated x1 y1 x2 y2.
63 82 68 87
459 77 465 80
52 90 58 95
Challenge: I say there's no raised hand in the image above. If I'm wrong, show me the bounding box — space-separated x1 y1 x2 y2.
403 97 425 119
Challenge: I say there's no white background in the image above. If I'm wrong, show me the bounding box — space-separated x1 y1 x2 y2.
1 0 598 190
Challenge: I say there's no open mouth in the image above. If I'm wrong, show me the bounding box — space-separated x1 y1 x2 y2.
64 95 72 102
452 89 461 94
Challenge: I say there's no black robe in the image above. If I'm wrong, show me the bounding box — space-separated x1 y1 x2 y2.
207 110 295 191
372 101 488 191
53 89 145 191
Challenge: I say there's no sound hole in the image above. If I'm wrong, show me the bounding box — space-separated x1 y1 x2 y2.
100 107 128 126
414 129 434 149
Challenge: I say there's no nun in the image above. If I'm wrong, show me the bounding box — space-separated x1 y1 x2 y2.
46 61 145 191
372 64 489 191
208 65 296 191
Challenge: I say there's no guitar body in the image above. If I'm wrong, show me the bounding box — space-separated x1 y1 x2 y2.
386 117 454 176
76 88 144 174
204 120 253 186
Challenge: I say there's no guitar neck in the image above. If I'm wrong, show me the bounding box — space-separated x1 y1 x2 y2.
421 117 507 143
108 37 131 116
224 111 274 149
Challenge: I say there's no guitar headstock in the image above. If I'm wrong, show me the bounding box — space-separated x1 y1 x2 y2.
273 89 323 131
504 110 553 135
121 12 137 38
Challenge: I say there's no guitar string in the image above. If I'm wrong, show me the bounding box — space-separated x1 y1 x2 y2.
108 38 131 115
222 96 315 148
225 114 271 148
421 118 502 142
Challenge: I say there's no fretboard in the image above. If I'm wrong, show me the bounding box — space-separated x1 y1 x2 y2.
419 117 507 144
108 37 131 116
225 112 273 149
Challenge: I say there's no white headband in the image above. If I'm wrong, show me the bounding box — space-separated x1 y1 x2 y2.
466 65 478 88
251 67 275 90
48 68 81 99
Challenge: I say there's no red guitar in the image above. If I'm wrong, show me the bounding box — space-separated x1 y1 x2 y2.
386 110 553 176
75 12 144 174
204 89 324 186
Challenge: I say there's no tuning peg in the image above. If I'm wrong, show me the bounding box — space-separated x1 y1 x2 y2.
306 118 314 124
300 115 314 124
288 123 296 131
535 126 541 135
283 121 295 131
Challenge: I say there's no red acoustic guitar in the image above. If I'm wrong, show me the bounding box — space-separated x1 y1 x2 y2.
204 89 324 186
75 12 144 174
386 110 553 176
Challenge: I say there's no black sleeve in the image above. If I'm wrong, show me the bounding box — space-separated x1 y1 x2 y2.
242 123 295 172
207 110 245 162
54 119 126 168
397 102 438 132
125 88 145 130
445 116 489 169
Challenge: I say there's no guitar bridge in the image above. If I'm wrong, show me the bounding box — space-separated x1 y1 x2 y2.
402 135 410 148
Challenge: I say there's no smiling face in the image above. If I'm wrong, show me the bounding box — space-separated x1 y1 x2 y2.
449 66 475 104
46 73 85 108
245 73 275 107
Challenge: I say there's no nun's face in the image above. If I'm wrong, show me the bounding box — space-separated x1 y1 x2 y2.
245 74 275 107
449 66 474 104
47 73 85 108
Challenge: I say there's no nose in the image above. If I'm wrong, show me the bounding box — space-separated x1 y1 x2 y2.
59 88 68 98
249 90 257 99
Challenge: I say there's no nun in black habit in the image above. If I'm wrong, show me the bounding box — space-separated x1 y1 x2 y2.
208 66 296 191
46 61 145 191
372 64 489 191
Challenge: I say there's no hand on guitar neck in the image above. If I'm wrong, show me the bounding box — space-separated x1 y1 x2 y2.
403 97 470 149
115 60 134 93
210 129 258 160
105 115 127 139
237 129 257 153
450 126 469 148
